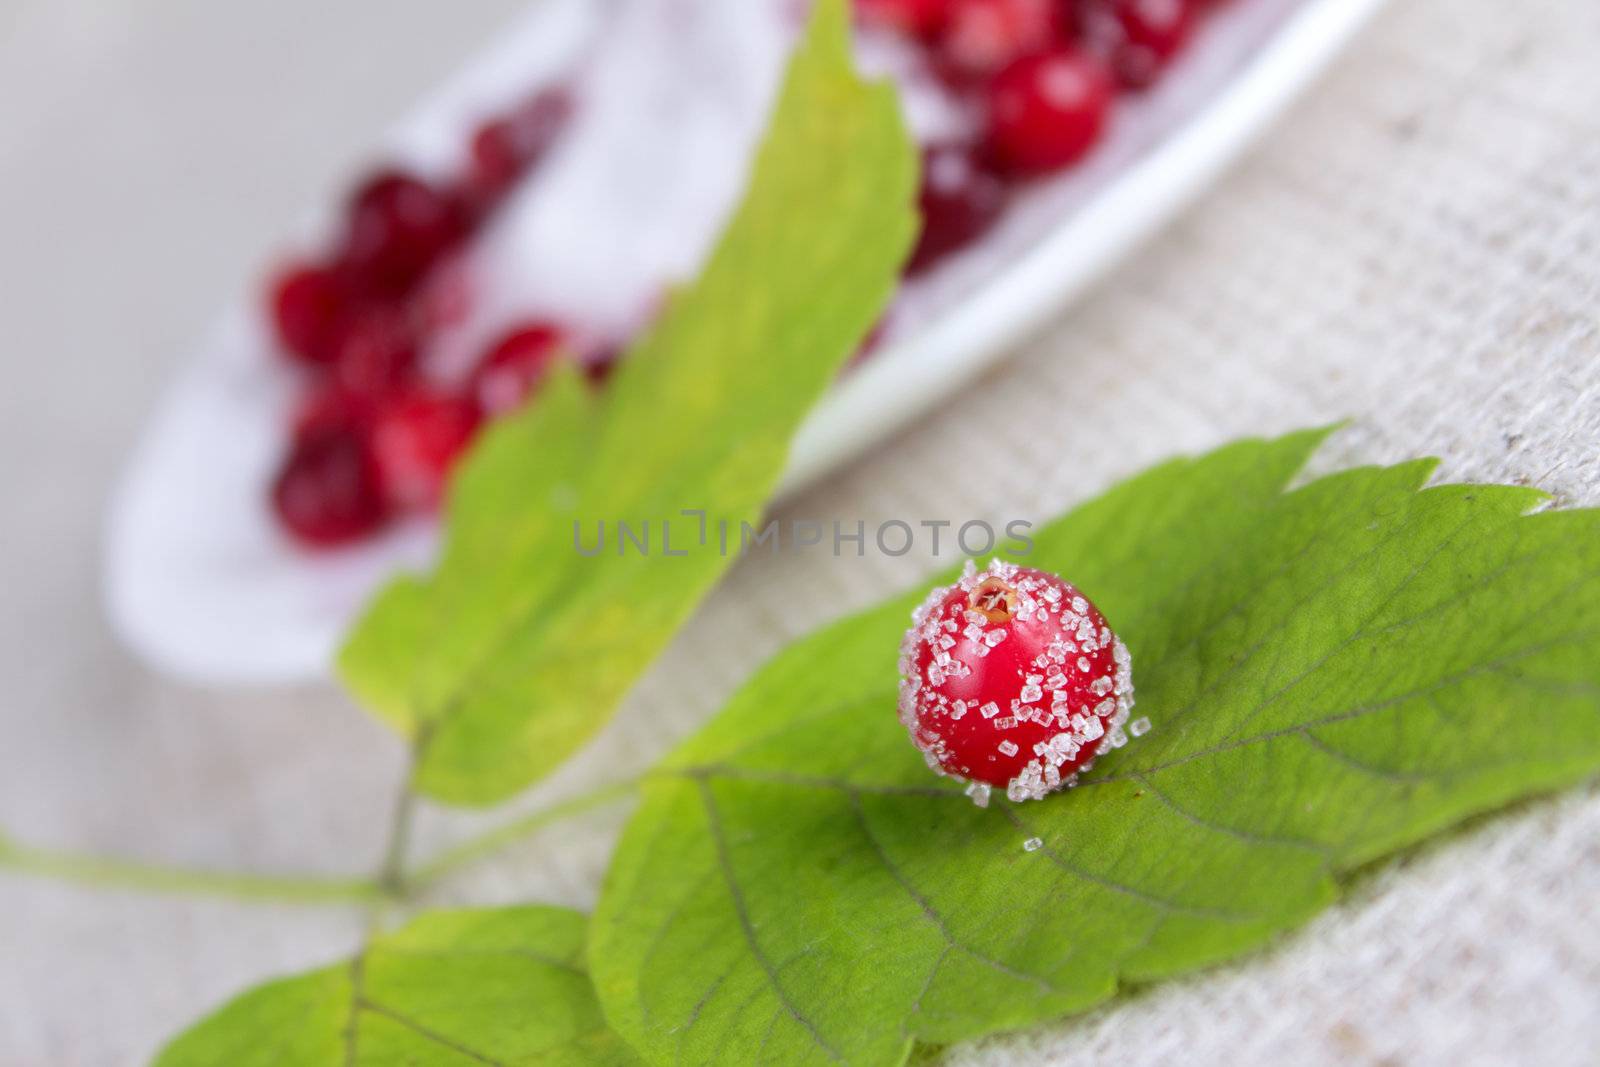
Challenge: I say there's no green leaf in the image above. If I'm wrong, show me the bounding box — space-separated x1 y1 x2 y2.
337 0 918 806
338 367 599 741
590 428 1600 1065
154 906 639 1066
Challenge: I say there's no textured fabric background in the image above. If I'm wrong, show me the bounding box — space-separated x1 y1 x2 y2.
1 0 1597 1063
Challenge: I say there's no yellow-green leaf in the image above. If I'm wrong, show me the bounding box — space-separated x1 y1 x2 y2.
337 0 917 806
154 907 638 1066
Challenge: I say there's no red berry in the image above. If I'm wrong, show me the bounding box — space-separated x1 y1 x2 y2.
331 304 419 396
1081 0 1195 88
270 425 389 547
290 387 373 442
983 48 1113 175
908 143 1007 274
268 261 347 365
470 322 564 416
370 390 481 509
849 317 891 368
467 119 526 200
341 170 466 296
415 254 476 335
936 0 1066 80
584 345 621 387
854 0 950 38
898 561 1134 802
466 89 572 202
510 88 574 145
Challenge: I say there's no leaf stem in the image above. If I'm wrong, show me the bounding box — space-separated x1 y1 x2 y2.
0 757 642 908
0 834 382 906
407 775 644 891
378 737 427 897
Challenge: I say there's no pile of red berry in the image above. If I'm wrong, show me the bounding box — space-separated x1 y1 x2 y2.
872 0 1212 274
265 89 583 547
263 0 1211 548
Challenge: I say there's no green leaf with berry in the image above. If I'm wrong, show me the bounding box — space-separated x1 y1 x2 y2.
590 427 1600 1065
338 0 918 806
154 906 638 1066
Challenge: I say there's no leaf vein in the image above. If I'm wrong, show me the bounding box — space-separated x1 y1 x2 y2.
697 778 844 1063
341 948 367 1067
1299 729 1430 785
901 945 953 1040
1130 771 1330 857
1000 808 1254 922
1123 492 1476 747
686 763 959 799
355 998 509 1066
1120 628 1600 781
847 792 1054 993
373 945 586 976
674 958 738 1059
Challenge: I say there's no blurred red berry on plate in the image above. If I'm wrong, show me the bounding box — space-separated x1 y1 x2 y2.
415 255 475 334
467 89 573 202
983 47 1112 175
268 261 347 365
331 304 419 396
908 143 1007 274
854 0 950 38
341 170 466 296
271 424 389 547
1081 0 1195 88
370 390 481 509
469 119 531 199
470 322 564 416
937 0 1066 80
290 387 373 442
584 345 621 387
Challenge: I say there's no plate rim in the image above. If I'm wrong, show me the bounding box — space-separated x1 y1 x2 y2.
104 0 1393 684
779 0 1393 498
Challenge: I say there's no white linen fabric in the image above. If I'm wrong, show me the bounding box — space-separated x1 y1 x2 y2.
0 0 1596 1062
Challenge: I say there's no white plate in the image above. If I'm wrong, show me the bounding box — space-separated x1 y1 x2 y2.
106 0 1390 685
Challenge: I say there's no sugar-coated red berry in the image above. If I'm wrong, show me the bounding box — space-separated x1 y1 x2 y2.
854 0 950 39
270 424 389 547
898 561 1134 803
908 143 1008 274
268 261 347 365
370 390 481 509
341 170 466 296
983 48 1113 175
331 304 419 396
936 0 1067 80
1081 0 1195 88
470 322 564 416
